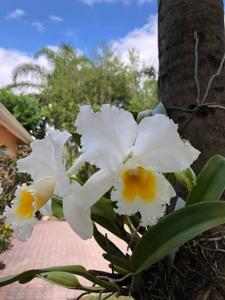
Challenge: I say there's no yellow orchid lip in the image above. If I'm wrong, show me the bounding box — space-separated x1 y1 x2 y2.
15 185 34 219
15 177 56 219
121 166 157 203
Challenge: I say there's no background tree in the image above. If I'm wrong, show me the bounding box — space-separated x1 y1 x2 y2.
11 44 158 133
158 0 225 171
0 89 46 138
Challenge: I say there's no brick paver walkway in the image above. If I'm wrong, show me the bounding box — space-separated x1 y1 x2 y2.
0 220 127 300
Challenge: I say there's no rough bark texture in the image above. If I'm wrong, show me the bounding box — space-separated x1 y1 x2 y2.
158 0 225 171
131 2 225 300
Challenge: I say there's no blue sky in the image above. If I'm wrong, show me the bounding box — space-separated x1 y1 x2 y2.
1 0 224 87
0 0 158 86
0 0 157 54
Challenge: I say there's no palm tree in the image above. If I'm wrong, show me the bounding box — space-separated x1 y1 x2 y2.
11 44 89 92
10 44 91 130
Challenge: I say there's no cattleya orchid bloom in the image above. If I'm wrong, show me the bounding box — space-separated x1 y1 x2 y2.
65 105 200 239
5 105 200 242
4 130 71 240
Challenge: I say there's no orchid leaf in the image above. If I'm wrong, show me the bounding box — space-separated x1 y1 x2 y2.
186 155 225 205
103 253 131 272
91 198 124 240
93 225 126 258
131 202 225 274
0 265 115 290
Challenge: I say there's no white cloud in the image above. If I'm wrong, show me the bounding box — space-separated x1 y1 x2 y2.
113 15 158 70
47 45 60 52
81 0 151 5
5 8 26 20
47 44 84 57
49 15 63 23
32 21 45 32
0 48 51 89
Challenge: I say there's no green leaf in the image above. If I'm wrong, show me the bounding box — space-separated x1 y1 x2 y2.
51 196 64 219
186 155 225 205
0 265 115 290
103 253 131 272
174 167 196 192
131 202 225 274
91 198 124 239
39 271 80 289
93 225 126 258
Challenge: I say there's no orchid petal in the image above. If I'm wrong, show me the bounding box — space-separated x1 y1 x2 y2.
133 114 200 173
63 181 93 240
39 200 52 216
174 197 186 211
81 169 114 207
63 169 113 240
75 105 137 170
17 130 71 181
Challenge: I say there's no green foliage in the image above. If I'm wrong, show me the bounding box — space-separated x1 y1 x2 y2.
0 146 31 213
11 44 158 133
186 155 225 205
51 196 64 219
131 201 225 274
91 198 125 239
0 222 12 254
0 89 46 138
0 265 117 291
0 146 30 269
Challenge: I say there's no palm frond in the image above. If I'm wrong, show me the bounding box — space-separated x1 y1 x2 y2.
12 63 48 83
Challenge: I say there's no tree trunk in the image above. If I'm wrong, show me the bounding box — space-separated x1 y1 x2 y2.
158 0 225 171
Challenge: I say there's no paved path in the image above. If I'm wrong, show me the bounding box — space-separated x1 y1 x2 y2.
0 220 127 300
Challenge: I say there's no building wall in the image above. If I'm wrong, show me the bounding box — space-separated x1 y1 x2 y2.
0 125 17 156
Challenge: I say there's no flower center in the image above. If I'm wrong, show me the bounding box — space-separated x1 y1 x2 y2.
122 166 157 202
15 177 55 219
16 187 35 219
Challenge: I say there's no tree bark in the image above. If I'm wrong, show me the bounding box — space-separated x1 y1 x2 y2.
158 0 225 171
131 3 225 299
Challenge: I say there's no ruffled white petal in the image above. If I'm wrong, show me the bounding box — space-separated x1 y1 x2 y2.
111 170 175 226
75 105 137 170
17 130 71 182
133 114 200 173
7 214 35 241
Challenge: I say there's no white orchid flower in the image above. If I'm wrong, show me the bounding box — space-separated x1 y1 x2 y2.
66 105 200 238
4 130 71 240
62 169 112 239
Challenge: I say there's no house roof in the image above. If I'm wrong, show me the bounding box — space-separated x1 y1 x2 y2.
0 103 34 145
